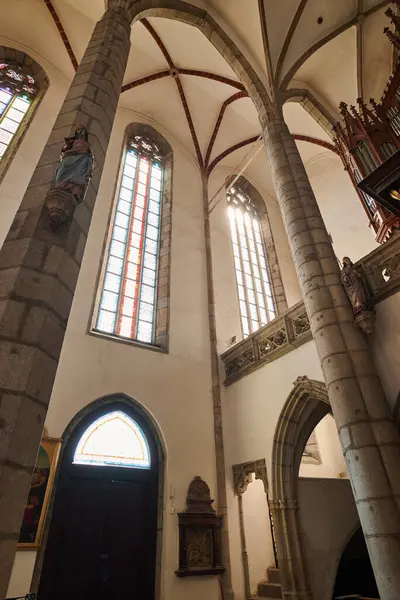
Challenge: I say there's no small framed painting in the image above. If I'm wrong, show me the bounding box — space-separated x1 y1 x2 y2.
17 437 61 550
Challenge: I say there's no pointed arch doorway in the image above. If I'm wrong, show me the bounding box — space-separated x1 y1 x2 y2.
37 400 161 600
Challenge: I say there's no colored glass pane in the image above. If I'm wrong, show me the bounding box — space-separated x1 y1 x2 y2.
0 83 31 161
73 410 150 469
227 186 276 338
96 144 163 344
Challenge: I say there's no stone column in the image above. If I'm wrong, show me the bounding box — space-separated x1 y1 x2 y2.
0 6 131 596
263 119 400 600
202 173 234 600
233 466 253 600
269 499 311 600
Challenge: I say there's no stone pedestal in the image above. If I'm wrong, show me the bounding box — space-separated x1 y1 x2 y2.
0 6 131 597
263 119 400 600
45 188 79 227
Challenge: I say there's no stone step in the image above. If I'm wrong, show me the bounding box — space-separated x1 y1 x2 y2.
267 566 280 584
257 581 282 599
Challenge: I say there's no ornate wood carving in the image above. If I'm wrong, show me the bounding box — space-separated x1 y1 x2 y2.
333 4 400 243
175 477 224 578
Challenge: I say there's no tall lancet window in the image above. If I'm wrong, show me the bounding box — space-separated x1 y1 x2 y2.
0 63 37 160
95 127 172 349
227 182 276 337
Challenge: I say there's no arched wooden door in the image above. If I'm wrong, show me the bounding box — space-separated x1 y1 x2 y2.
38 402 160 600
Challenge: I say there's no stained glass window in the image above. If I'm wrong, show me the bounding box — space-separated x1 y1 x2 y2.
0 64 36 160
227 183 276 337
96 135 164 344
73 410 151 469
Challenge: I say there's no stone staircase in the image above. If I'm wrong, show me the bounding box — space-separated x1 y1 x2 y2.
253 565 282 600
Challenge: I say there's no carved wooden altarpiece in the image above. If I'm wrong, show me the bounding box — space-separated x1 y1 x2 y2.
175 476 224 577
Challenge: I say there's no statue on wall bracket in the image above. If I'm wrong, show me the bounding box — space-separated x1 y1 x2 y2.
45 125 93 227
341 256 375 334
175 476 224 578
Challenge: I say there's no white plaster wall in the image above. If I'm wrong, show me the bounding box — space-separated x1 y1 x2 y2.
304 150 378 262
7 107 220 600
298 478 359 600
209 168 301 354
242 478 272 594
299 414 347 479
221 341 324 600
6 552 36 599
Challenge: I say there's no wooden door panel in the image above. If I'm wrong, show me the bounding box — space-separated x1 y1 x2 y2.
39 470 158 600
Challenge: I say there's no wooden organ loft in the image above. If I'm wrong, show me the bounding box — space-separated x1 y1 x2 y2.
334 1 400 243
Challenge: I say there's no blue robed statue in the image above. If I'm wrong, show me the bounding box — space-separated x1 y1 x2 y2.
52 124 93 203
45 124 94 226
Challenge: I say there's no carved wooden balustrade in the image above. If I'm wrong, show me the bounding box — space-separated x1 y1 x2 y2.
221 234 400 386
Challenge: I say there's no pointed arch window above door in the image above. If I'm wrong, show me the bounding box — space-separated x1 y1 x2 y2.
73 410 151 469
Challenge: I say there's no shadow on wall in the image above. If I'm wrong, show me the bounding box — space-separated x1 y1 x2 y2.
332 527 379 600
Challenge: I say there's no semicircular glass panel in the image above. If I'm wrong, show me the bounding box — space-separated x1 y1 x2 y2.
73 410 151 469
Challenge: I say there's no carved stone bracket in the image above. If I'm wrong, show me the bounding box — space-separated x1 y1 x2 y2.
232 459 268 495
233 465 253 496
45 189 79 227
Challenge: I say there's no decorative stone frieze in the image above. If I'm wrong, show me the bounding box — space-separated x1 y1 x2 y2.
355 232 400 302
223 234 400 386
222 301 312 385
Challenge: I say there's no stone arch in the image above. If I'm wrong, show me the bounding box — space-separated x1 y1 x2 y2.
226 174 288 314
270 376 331 600
280 88 337 139
32 393 166 598
0 45 49 183
120 0 276 126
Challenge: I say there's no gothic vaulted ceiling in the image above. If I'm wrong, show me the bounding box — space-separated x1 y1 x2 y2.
0 0 394 195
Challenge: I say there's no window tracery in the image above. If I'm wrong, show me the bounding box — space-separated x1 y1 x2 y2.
95 133 167 346
227 181 276 337
0 63 37 160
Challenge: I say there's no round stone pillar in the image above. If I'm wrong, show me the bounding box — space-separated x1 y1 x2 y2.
263 119 400 600
0 6 131 596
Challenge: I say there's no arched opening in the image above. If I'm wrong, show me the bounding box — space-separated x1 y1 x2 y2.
332 527 378 599
37 399 162 600
271 377 378 600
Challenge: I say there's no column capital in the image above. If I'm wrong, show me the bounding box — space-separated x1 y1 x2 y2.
104 0 133 26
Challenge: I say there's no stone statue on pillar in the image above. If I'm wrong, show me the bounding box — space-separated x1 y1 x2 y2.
341 256 375 334
45 125 93 226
